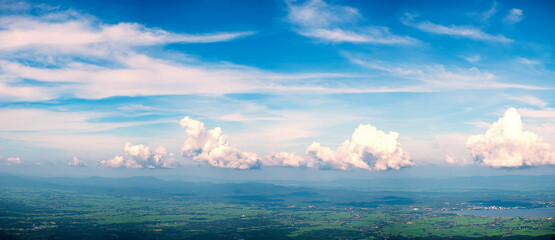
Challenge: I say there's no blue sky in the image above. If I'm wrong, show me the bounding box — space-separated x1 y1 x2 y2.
0 0 554 178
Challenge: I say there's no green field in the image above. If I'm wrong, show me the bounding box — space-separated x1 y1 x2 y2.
0 186 553 240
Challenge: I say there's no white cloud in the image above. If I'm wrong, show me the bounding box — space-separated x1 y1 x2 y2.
67 156 87 167
6 157 21 165
402 16 512 43
517 57 540 66
262 151 314 168
518 108 555 118
462 54 481 63
219 113 283 122
0 3 492 102
466 108 555 168
177 117 413 171
445 154 458 164
350 58 545 91
0 14 253 53
482 1 498 21
507 96 547 107
306 123 413 171
298 27 416 45
179 117 260 169
465 121 492 128
444 154 471 166
287 0 417 45
504 8 523 23
99 143 178 168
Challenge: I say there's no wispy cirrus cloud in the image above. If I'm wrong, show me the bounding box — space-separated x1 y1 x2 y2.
0 13 253 53
481 1 498 21
0 3 429 102
349 57 547 91
286 0 417 45
507 95 547 107
518 108 555 118
402 14 513 43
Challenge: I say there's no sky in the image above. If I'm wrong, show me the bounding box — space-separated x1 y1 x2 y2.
0 0 554 180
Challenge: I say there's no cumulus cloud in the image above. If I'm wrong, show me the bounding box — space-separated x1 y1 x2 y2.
6 157 21 165
286 0 417 45
178 117 413 171
306 124 413 171
444 154 471 166
179 117 261 169
504 8 523 23
99 143 178 168
67 156 87 167
466 108 555 168
262 151 315 168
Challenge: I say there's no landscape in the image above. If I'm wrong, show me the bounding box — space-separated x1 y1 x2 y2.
0 173 553 239
0 0 554 239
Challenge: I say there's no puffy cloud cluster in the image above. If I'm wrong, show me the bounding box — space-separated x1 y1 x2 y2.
180 117 260 169
99 143 178 169
466 108 555 168
306 124 413 171
262 152 315 168
179 117 413 171
6 157 22 165
67 156 87 167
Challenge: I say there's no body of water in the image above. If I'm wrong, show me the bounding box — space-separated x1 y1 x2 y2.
443 207 555 218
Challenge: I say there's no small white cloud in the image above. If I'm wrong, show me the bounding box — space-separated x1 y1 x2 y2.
306 123 413 171
180 117 260 169
444 154 471 166
99 143 178 168
465 121 492 128
504 8 523 23
462 54 481 63
482 1 498 21
507 96 547 108
466 108 555 168
402 16 512 42
6 157 22 165
445 154 458 164
67 156 87 167
517 57 540 66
